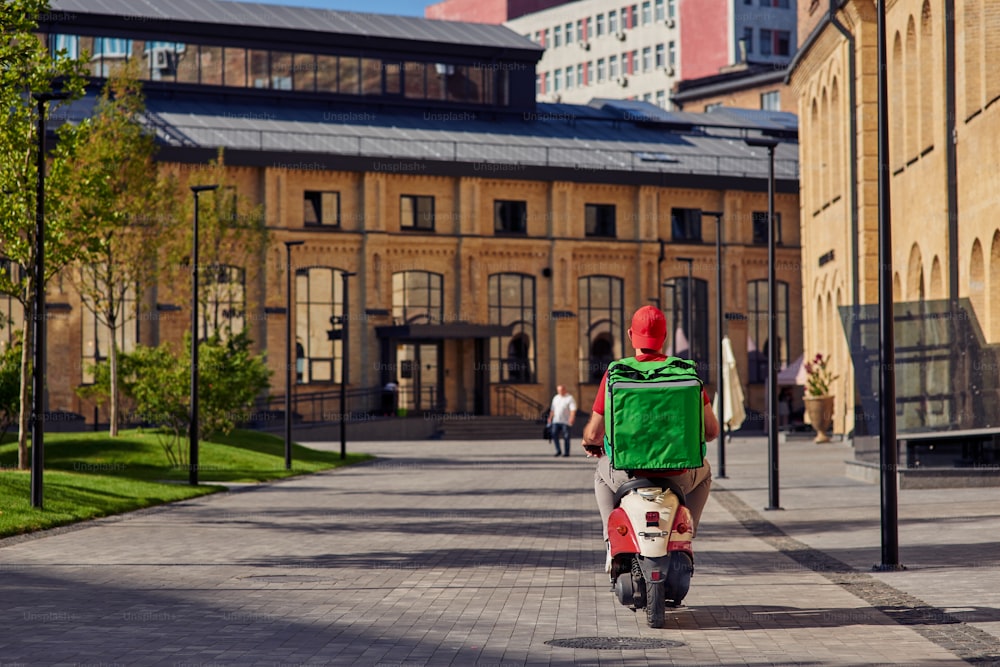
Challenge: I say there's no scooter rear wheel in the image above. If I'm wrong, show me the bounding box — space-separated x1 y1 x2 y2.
645 580 665 628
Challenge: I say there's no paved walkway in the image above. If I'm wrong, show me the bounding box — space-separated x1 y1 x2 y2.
2 434 1000 666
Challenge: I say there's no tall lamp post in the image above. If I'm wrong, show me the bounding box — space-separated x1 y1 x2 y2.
702 211 726 479
30 89 70 509
284 241 304 470
676 257 694 361
339 271 357 460
744 136 781 511
875 0 901 571
189 184 219 486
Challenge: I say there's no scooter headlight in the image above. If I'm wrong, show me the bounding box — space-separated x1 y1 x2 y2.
637 487 662 500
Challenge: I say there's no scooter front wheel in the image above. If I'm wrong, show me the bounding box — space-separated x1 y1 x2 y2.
645 580 665 628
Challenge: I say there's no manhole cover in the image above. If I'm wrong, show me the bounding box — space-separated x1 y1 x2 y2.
546 637 685 650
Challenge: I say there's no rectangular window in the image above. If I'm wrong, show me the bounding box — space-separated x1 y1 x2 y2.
609 10 618 33
543 28 550 46
642 92 652 103
668 0 676 19
577 20 584 42
609 55 619 78
752 211 783 244
577 63 584 86
400 195 435 230
655 43 665 68
597 58 606 82
641 1 652 24
494 200 527 234
670 207 703 241
743 27 754 55
760 29 773 55
249 49 269 88
775 30 791 56
585 204 616 237
760 90 780 111
553 68 561 92
554 25 562 47
656 89 666 108
565 22 574 43
596 14 605 36
586 17 593 39
565 66 574 89
668 41 676 67
304 191 340 226
642 46 652 72
655 0 664 21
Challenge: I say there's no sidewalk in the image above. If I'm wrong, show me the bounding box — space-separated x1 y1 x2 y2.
1 433 998 666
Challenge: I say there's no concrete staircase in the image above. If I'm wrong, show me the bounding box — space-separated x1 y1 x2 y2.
437 415 545 441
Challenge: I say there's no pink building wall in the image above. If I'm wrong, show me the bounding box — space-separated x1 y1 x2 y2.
679 0 729 80
425 0 570 23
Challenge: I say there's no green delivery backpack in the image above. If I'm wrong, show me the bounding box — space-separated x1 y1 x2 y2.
603 357 706 471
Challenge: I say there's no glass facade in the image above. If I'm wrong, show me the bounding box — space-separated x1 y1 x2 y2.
48 34 510 107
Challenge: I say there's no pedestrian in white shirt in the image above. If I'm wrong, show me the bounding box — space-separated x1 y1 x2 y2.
547 385 577 457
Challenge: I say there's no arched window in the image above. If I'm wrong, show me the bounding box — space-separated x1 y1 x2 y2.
295 267 344 384
830 78 841 200
663 276 708 372
905 16 918 162
488 273 537 383
392 271 444 324
970 239 985 329
747 279 789 384
892 31 904 171
199 263 245 340
920 2 934 151
964 0 982 120
578 276 624 383
991 231 1000 342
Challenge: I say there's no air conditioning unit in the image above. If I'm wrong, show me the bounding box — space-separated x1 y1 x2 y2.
615 31 626 41
578 40 590 50
664 65 676 76
151 46 175 71
616 76 628 87
665 18 676 28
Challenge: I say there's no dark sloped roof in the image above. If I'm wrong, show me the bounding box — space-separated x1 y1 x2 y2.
48 0 542 51
56 96 798 180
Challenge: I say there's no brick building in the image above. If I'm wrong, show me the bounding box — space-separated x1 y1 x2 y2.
31 0 803 430
788 0 1000 447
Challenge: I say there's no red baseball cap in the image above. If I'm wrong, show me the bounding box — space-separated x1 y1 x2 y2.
630 305 667 349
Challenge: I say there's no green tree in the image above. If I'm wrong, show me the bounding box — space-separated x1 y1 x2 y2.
0 0 88 468
52 62 180 436
80 332 271 465
0 335 24 441
167 149 269 342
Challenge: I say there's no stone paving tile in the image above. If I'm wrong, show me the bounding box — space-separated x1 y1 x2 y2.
1 436 997 666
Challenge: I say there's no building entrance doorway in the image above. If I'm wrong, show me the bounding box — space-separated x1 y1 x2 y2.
396 342 442 413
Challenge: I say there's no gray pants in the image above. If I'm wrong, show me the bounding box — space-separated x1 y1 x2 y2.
594 456 712 541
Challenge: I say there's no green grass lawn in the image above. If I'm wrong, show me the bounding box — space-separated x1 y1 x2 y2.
0 429 372 538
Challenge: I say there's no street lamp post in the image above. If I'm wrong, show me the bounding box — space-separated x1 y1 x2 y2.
30 90 69 509
676 257 694 361
702 211 726 478
339 271 357 460
744 136 781 511
189 184 219 486
284 241 304 470
875 0 901 571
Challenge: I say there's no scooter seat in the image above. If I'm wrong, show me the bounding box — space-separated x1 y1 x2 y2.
614 476 686 508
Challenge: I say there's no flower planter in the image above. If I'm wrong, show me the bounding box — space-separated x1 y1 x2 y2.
803 395 835 443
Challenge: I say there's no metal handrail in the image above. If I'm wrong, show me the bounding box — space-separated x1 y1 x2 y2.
493 385 546 421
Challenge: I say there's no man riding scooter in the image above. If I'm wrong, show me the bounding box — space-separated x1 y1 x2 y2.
582 305 719 582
